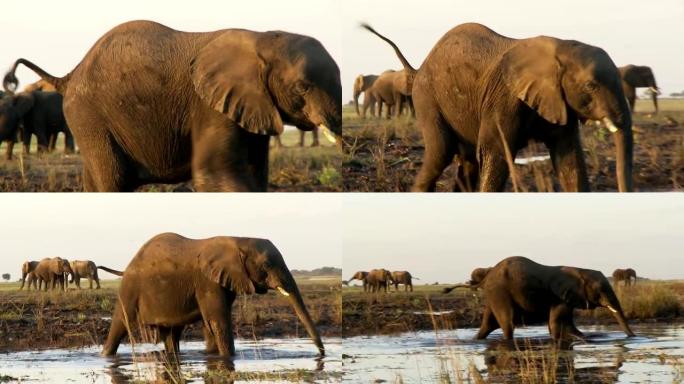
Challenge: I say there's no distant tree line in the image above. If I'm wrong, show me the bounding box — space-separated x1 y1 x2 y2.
291 267 342 277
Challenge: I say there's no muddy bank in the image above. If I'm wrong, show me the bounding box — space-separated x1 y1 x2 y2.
0 284 341 353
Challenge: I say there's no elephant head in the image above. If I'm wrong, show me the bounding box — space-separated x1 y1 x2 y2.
349 271 368 282
551 267 634 337
619 65 659 113
498 38 633 191
199 238 324 355
353 74 379 115
191 30 341 143
0 92 35 142
20 261 38 290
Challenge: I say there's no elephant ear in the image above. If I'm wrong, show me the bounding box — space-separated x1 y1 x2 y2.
551 268 588 308
190 31 283 136
199 242 256 294
500 38 567 125
13 92 35 116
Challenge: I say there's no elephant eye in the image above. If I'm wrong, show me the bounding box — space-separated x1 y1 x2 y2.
293 81 311 95
584 81 598 93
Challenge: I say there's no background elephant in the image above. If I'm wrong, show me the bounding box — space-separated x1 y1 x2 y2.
612 268 637 287
19 260 39 290
353 74 379 117
33 257 74 292
0 91 75 159
365 268 391 293
347 271 369 292
364 23 633 192
4 20 341 191
272 128 320 148
101 232 324 358
389 271 416 292
453 256 634 341
363 70 406 119
442 266 493 293
619 65 659 114
69 260 102 289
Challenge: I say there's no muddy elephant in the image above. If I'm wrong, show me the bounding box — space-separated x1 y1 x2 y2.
0 91 75 160
353 74 379 117
34 257 74 292
612 268 637 287
453 256 634 341
4 20 341 191
390 271 417 292
363 23 633 192
19 260 39 290
619 65 659 114
101 232 324 358
365 268 392 293
347 271 369 292
68 260 104 289
442 267 493 293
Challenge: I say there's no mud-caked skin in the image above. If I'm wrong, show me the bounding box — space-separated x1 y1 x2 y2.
363 23 633 192
101 232 324 358
619 65 659 114
447 256 635 341
3 20 341 191
612 268 637 287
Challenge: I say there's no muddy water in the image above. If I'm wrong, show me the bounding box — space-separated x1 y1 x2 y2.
342 323 683 383
0 337 341 383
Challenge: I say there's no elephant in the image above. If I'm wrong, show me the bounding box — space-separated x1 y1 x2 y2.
612 268 637 287
363 23 633 192
619 65 659 114
362 70 411 119
101 232 324 358
19 260 40 290
389 271 417 292
365 268 391 293
68 260 103 289
3 20 341 191
353 74 379 117
0 91 75 160
447 256 634 341
33 257 74 292
442 267 493 293
347 271 369 292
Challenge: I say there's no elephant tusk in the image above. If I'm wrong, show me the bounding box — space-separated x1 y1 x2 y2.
277 286 290 297
318 124 337 144
649 87 661 95
603 118 619 133
606 305 618 313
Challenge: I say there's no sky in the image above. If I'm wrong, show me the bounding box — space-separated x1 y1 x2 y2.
0 194 341 279
343 194 684 284
342 0 684 102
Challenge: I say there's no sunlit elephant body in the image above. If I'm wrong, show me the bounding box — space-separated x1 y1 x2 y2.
353 74 379 117
4 20 341 191
34 257 74 292
619 65 659 114
19 260 39 290
101 232 323 358
348 271 369 292
69 260 102 289
453 256 634 341
612 268 637 287
364 23 633 192
390 271 415 292
366 268 391 293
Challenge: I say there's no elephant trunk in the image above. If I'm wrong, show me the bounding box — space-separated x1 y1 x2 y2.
353 89 361 116
284 285 325 356
601 294 635 337
19 271 27 290
612 121 633 192
650 88 659 114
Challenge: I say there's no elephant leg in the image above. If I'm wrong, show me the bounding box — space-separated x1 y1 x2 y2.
378 102 383 118
453 156 480 192
412 115 456 191
544 124 589 192
160 326 183 357
63 130 75 154
203 323 218 354
299 131 305 147
89 277 93 289
4 140 14 160
95 278 101 289
488 294 515 339
409 284 413 292
477 128 516 192
311 128 319 147
549 305 579 341
476 307 500 339
48 133 57 152
198 291 235 357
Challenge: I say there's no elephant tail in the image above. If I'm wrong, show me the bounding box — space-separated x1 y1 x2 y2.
3 58 70 94
360 23 417 76
412 276 420 280
97 266 124 276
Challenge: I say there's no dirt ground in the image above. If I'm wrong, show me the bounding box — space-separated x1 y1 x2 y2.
342 99 684 192
0 129 341 192
0 278 341 353
342 281 683 337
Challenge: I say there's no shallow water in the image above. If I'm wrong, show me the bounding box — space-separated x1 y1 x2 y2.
515 154 552 165
0 337 341 383
342 323 683 383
